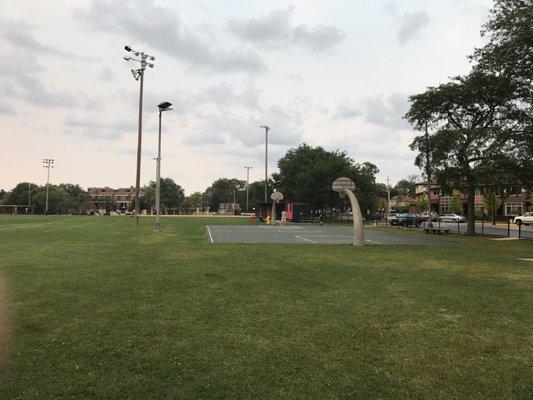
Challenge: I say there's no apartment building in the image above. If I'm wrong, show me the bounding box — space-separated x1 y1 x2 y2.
88 186 146 213
415 183 531 216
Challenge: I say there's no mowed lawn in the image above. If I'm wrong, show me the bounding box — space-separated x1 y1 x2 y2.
0 216 532 399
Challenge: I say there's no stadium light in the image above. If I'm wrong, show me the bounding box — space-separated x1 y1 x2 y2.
42 158 54 214
154 101 173 231
123 44 156 227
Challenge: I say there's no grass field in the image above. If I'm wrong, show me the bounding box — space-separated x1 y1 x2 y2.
0 215 532 399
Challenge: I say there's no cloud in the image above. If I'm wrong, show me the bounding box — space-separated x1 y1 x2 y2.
228 7 345 53
97 66 115 82
0 18 87 59
0 101 16 115
334 101 360 120
228 8 293 48
397 11 430 44
76 0 266 73
193 82 261 111
335 93 409 129
64 115 137 140
184 106 302 148
0 19 99 110
382 4 430 44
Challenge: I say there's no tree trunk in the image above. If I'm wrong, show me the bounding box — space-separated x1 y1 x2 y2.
466 182 476 235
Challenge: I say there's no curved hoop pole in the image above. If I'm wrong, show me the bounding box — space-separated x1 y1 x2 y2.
343 189 364 246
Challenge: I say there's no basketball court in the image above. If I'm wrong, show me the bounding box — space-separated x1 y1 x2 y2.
205 224 457 245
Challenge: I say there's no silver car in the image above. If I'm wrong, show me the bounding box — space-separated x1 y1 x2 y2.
438 213 466 223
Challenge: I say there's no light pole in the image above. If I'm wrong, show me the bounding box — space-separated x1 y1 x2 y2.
259 125 270 203
154 101 172 231
425 123 433 228
244 166 252 212
386 176 391 219
42 158 54 214
124 45 155 227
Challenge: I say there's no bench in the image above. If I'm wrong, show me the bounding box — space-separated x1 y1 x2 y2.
424 228 450 235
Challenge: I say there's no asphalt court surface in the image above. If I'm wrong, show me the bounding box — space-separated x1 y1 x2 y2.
206 225 458 245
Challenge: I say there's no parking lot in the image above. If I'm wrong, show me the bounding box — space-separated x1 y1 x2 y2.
206 224 457 245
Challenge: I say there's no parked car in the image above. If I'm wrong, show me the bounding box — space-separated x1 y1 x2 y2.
404 213 423 227
421 211 439 222
438 214 466 223
513 212 533 226
387 213 401 226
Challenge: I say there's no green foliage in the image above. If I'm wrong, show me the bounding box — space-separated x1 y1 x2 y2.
204 178 246 211
144 178 185 212
449 194 462 215
418 193 428 211
274 144 379 212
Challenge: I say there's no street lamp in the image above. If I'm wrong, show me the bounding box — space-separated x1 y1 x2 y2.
42 158 54 214
259 125 270 203
154 101 172 231
124 44 155 227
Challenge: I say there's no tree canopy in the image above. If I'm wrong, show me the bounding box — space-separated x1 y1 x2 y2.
273 144 379 212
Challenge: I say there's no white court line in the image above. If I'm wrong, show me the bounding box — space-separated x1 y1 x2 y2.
365 239 383 244
294 235 318 244
206 225 214 244
0 219 73 231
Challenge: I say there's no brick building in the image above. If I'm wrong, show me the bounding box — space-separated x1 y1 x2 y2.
415 184 531 216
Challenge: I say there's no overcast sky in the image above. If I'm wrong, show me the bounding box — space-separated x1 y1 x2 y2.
0 0 492 193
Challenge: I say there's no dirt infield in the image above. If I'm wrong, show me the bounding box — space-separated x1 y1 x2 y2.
0 277 9 370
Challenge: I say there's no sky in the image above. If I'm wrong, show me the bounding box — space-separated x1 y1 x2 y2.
0 0 492 194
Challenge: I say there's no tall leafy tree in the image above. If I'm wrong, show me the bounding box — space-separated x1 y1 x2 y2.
204 178 245 211
274 144 379 213
405 71 529 234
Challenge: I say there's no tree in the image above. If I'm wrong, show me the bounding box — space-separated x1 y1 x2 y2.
418 193 428 212
156 178 184 212
204 178 245 211
483 189 501 225
449 194 462 215
473 0 533 92
140 186 156 214
5 182 39 209
32 185 70 214
405 71 529 235
274 144 379 213
59 183 92 214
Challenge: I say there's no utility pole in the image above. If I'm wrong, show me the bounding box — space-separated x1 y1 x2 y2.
259 125 270 203
124 45 155 227
244 166 252 212
154 101 172 231
386 176 391 219
425 123 433 228
42 158 54 214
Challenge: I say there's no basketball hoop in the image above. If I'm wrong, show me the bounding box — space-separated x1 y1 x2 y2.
332 177 355 196
270 191 284 203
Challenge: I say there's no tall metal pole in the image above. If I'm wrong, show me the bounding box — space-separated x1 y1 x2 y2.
425 123 433 228
134 68 144 227
244 166 252 212
42 158 54 214
260 125 270 203
124 45 155 226
155 108 162 230
386 176 391 219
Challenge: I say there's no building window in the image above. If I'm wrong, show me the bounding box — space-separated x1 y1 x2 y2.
475 189 482 196
505 203 523 216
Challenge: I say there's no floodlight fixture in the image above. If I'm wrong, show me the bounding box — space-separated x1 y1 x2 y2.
158 101 172 111
125 45 132 52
